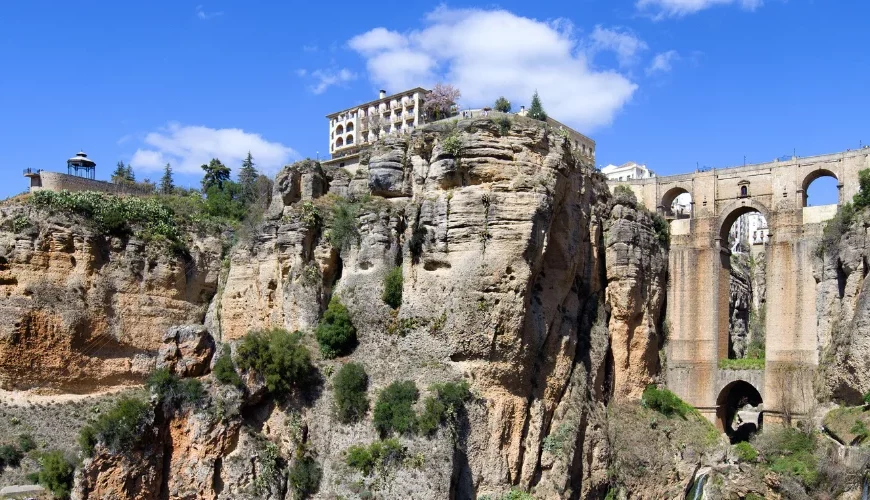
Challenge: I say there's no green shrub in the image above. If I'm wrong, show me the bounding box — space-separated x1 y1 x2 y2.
734 441 758 462
213 345 242 387
345 438 405 476
442 132 463 157
819 202 856 256
382 266 403 309
146 368 205 409
495 117 511 135
755 427 818 486
33 450 74 499
0 444 23 468
204 182 246 221
418 381 472 435
329 200 360 250
78 396 150 455
333 362 369 423
373 380 419 436
18 433 36 452
850 420 869 443
288 455 322 499
641 385 691 419
612 185 638 207
315 297 357 359
236 328 313 396
718 358 766 370
494 96 511 113
863 391 870 405
651 213 670 246
29 190 182 244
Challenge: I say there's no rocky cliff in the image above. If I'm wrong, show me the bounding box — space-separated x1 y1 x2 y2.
814 211 870 403
0 116 675 499
0 205 222 391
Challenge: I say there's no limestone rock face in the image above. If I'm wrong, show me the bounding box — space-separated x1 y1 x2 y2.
156 325 215 377
814 218 870 403
604 202 668 401
0 207 222 391
208 116 668 498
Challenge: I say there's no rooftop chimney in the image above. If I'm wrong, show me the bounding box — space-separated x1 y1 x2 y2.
379 89 386 99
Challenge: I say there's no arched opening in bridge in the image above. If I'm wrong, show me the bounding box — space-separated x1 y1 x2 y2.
661 187 692 219
716 380 763 442
719 207 768 362
803 170 839 207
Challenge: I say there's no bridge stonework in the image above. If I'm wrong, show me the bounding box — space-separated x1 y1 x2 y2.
617 149 870 427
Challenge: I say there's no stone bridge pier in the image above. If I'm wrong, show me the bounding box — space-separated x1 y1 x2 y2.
617 149 870 428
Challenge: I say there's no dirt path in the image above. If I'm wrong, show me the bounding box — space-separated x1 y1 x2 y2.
0 385 141 406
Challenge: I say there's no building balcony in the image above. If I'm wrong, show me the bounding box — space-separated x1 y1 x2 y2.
391 102 401 109
392 113 402 122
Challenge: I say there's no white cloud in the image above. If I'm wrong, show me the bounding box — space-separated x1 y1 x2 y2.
636 0 762 19
647 50 680 75
587 26 648 67
129 123 298 176
195 5 222 20
302 44 319 53
348 8 638 131
306 68 357 94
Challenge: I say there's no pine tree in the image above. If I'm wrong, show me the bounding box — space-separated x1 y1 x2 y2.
124 165 136 182
111 161 127 183
238 152 258 204
528 91 547 121
494 96 511 113
159 163 174 195
201 158 231 192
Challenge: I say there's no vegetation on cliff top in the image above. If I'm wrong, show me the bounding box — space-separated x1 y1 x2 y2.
78 396 151 456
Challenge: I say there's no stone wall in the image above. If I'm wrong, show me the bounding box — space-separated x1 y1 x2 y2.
29 171 148 196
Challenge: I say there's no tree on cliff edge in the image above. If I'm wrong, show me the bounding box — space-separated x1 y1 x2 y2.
201 158 231 191
424 83 461 120
528 91 547 121
111 161 127 183
159 163 174 195
238 152 259 204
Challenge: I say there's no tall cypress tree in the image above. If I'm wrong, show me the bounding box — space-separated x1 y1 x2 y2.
528 90 547 121
159 163 174 195
238 152 259 204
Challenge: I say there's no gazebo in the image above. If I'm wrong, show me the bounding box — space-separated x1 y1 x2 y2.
67 151 96 179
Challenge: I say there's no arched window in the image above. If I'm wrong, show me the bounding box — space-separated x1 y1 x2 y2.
335 137 344 148
740 186 748 197
346 134 354 145
346 123 354 132
336 124 344 135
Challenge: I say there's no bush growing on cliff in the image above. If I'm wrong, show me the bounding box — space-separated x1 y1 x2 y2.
213 345 242 387
32 450 74 499
146 368 205 409
651 213 670 246
78 396 151 456
329 200 360 250
315 297 357 359
30 190 182 244
345 438 405 476
418 381 472 436
382 266 403 309
754 426 818 487
612 185 638 207
641 385 692 419
288 453 322 499
373 380 419 436
0 444 23 468
236 328 313 397
333 362 369 423
734 441 759 462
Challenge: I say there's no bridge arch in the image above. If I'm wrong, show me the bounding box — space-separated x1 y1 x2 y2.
801 169 840 207
661 186 692 218
716 380 763 441
716 199 772 245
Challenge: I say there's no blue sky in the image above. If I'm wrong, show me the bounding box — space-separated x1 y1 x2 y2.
1 1 867 204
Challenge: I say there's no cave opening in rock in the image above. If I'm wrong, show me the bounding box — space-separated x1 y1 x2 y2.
717 380 763 442
721 209 768 362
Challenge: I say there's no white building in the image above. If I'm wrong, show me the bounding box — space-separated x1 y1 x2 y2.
600 162 655 182
324 87 429 171
729 212 769 252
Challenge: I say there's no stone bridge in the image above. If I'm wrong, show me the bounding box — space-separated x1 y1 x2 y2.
619 149 870 430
